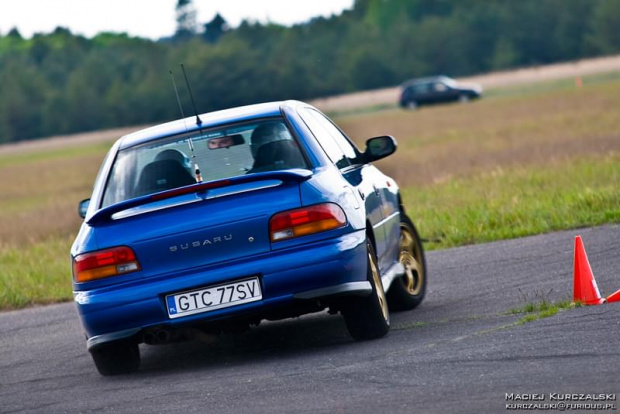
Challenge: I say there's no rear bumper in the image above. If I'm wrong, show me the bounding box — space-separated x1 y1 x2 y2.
86 280 371 350
293 281 371 300
76 229 368 349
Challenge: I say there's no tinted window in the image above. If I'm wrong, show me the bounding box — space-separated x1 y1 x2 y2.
307 109 359 162
433 82 448 92
300 108 360 169
414 83 431 93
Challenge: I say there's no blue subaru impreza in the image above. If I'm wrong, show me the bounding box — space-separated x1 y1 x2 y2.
72 100 426 375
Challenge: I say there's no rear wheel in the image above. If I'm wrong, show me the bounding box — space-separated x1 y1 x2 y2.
90 339 140 376
406 100 418 110
343 239 390 340
459 94 470 103
387 215 427 311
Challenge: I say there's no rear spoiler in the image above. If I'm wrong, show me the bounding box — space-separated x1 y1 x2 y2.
87 169 312 225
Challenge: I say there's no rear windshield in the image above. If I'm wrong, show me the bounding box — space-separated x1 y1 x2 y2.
101 118 307 207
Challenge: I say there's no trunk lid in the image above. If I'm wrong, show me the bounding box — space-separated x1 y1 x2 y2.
88 172 308 280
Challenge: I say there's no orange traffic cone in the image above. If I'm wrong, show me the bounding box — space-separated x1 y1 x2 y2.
575 76 583 88
607 289 620 304
573 236 605 305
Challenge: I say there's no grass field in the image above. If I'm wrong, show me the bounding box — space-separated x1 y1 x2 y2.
1 74 619 309
336 75 620 248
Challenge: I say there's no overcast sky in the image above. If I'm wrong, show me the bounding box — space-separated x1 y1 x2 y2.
0 0 355 39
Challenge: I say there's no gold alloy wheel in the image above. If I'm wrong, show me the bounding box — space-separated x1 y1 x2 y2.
369 249 389 321
399 223 424 296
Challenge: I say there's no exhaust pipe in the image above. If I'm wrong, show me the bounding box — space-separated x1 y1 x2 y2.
156 329 171 343
143 329 172 345
143 332 156 345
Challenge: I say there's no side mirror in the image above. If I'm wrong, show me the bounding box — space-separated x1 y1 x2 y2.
365 135 397 162
78 199 90 219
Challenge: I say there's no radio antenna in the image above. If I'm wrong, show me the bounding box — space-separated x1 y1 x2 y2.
169 70 185 119
171 67 203 183
180 63 202 126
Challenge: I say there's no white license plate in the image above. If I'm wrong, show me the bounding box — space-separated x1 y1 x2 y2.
166 277 262 319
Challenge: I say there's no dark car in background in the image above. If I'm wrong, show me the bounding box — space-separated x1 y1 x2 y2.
399 76 482 109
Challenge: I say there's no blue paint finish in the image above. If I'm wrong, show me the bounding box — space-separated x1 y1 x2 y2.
71 100 407 347
75 231 366 338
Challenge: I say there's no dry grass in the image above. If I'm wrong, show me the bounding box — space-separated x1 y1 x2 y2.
1 73 619 309
335 81 620 186
0 125 143 156
0 146 108 246
1 78 619 246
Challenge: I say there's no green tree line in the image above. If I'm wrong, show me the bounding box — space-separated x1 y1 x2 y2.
1 0 619 143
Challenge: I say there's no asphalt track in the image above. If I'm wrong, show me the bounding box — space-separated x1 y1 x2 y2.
2 225 619 413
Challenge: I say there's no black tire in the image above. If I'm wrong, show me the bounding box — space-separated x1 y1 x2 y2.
90 340 140 376
406 100 418 110
342 239 390 340
387 215 427 311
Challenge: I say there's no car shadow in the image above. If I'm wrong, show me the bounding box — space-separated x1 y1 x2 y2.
137 311 354 375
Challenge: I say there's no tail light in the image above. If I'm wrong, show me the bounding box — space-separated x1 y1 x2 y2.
270 203 347 242
73 246 141 283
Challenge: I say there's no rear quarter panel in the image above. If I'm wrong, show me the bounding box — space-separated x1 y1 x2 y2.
298 166 366 232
